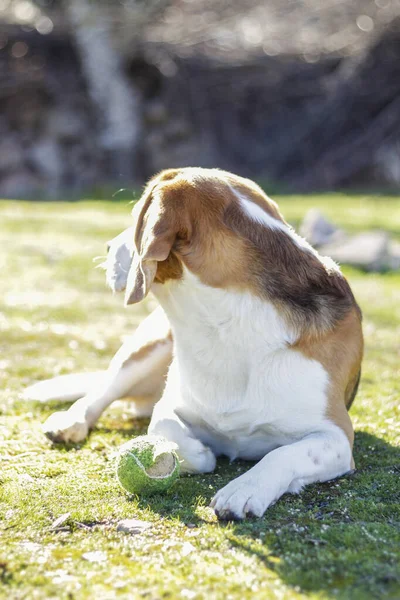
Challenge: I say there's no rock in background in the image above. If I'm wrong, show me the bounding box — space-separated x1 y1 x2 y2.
300 209 400 271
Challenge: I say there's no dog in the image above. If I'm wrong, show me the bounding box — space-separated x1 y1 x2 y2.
25 168 363 519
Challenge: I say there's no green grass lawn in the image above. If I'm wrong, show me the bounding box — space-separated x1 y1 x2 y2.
0 193 399 600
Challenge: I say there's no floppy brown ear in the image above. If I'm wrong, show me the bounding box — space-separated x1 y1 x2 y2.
124 189 179 306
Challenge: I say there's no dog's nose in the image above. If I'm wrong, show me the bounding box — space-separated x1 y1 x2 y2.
106 242 111 253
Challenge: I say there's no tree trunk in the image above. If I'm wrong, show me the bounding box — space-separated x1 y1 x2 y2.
66 0 141 182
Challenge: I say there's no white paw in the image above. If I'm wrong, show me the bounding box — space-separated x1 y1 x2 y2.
42 410 89 443
178 438 217 474
211 473 270 520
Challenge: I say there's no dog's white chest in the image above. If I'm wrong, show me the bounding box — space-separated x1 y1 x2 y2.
154 277 329 460
178 347 329 460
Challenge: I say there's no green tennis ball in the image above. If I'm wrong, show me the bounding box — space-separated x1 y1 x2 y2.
116 435 180 496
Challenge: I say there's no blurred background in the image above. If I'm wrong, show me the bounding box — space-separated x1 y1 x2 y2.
1 0 400 199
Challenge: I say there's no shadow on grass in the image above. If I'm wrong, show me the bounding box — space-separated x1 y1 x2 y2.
135 430 400 599
227 432 400 598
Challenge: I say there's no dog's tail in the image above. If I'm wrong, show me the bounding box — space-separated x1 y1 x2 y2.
23 371 106 403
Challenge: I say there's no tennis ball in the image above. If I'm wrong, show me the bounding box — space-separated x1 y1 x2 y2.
116 435 180 496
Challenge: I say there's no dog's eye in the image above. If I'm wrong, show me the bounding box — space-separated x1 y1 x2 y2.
106 243 111 253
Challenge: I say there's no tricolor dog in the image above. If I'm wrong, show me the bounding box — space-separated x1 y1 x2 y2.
26 168 363 519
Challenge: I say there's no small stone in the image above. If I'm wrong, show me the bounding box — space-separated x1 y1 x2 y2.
321 231 390 272
116 519 152 534
51 513 71 529
299 209 343 247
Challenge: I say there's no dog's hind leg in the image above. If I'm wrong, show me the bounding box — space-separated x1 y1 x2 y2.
42 307 173 443
23 371 106 403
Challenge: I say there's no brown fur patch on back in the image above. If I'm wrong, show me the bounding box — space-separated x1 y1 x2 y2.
223 199 360 337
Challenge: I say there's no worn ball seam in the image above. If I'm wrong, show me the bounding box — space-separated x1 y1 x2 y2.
123 450 177 480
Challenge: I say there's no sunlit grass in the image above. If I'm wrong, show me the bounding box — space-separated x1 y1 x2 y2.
0 195 399 600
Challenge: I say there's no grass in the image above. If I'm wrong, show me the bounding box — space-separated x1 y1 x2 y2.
0 192 399 600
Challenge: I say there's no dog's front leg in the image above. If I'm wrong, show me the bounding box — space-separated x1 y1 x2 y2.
149 403 216 474
148 370 216 474
211 425 353 520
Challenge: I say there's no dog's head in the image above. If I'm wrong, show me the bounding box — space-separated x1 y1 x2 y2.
119 167 287 306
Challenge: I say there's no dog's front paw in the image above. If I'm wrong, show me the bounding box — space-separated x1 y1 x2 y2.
42 410 89 443
178 438 217 474
210 473 269 520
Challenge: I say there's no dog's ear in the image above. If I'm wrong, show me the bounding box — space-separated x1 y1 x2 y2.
104 227 134 293
124 186 181 306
